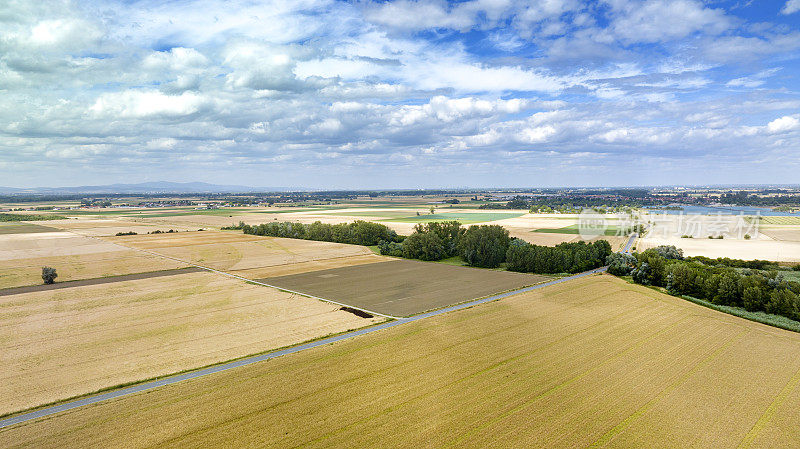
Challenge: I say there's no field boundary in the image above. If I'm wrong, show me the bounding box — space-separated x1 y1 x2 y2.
0 267 203 296
0 267 606 430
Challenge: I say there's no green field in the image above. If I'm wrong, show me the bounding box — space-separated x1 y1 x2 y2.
381 212 525 224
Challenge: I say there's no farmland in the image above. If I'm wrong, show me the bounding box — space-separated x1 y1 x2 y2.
0 230 188 289
110 231 377 272
4 275 800 448
261 259 550 317
0 270 382 416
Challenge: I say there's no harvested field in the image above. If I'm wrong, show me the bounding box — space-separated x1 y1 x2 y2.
228 254 389 279
381 211 525 224
755 216 800 225
0 271 382 416
0 224 58 234
48 219 197 236
0 267 203 297
760 227 800 242
112 231 374 271
0 232 187 289
260 259 550 316
5 275 800 448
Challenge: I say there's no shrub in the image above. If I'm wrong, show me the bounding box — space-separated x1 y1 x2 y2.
378 241 404 257
41 266 58 284
115 231 138 236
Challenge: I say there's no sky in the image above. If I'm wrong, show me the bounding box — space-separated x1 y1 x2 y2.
1 0 799 189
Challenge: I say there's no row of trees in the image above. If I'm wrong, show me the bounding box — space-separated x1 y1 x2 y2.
507 239 613 274
378 221 611 272
608 246 800 321
241 219 611 274
241 220 401 246
378 221 511 268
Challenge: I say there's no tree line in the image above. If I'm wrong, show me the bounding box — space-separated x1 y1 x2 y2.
379 221 611 272
240 220 401 246
607 246 800 322
238 219 612 274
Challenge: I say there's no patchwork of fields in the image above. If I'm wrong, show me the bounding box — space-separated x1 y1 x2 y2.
4 275 799 448
0 229 188 289
0 270 382 415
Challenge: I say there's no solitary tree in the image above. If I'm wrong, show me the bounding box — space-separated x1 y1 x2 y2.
429 206 435 215
42 266 57 285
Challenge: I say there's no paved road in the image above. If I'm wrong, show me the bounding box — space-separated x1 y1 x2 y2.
0 266 607 429
623 233 638 253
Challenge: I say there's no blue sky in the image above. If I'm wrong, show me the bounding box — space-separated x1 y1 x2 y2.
1 0 799 188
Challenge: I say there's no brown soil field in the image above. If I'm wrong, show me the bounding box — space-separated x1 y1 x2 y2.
4 275 799 448
260 259 551 317
0 271 381 416
111 231 374 271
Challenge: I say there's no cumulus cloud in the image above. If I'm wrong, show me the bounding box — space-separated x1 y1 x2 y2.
767 116 800 133
1 0 800 187
782 0 800 14
90 91 210 119
609 0 730 43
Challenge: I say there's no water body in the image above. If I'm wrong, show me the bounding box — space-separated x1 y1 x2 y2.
644 205 800 216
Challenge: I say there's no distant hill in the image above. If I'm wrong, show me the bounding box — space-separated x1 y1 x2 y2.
0 182 287 194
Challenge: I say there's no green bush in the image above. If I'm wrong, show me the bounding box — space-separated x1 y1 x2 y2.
41 266 57 284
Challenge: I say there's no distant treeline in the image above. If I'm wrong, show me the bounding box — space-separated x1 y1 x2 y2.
0 213 65 222
607 246 800 323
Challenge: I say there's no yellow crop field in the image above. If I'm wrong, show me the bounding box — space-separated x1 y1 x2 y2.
0 271 382 416
0 231 187 289
4 275 799 447
112 231 375 271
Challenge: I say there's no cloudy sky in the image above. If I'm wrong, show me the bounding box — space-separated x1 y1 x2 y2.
2 0 800 189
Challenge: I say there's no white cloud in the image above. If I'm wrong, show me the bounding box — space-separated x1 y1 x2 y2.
90 90 210 119
767 116 800 133
782 0 800 14
610 0 729 43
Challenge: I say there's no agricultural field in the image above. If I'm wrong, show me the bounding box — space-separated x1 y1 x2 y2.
109 231 376 272
0 223 58 234
532 223 632 236
261 259 550 317
754 216 800 225
5 275 800 448
0 230 187 289
0 270 382 416
379 211 527 224
759 227 800 242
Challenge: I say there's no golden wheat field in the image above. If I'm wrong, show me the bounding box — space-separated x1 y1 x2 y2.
109 231 375 271
0 271 382 416
3 275 799 448
0 231 187 289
